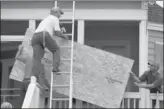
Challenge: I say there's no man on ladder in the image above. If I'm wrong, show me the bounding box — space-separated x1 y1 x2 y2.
31 7 69 89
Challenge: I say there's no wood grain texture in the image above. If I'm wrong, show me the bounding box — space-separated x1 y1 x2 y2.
50 38 134 108
9 28 34 82
10 28 134 108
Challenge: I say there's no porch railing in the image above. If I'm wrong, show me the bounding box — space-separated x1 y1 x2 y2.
0 88 20 103
22 77 163 108
149 93 163 108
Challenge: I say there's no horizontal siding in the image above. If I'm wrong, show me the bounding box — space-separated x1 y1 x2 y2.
148 42 155 49
148 30 163 62
148 54 155 62
148 48 155 55
148 30 163 38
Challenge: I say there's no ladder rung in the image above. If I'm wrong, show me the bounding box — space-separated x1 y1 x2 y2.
64 33 72 36
53 85 70 88
61 59 71 61
60 46 71 48
60 21 73 24
52 98 69 101
57 72 70 74
63 9 73 11
53 72 70 76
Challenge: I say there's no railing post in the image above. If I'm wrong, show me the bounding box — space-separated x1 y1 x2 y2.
139 20 148 108
146 89 151 108
31 76 37 84
140 2 148 108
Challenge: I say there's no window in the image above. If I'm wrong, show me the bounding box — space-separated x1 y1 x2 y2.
1 42 22 59
1 20 28 35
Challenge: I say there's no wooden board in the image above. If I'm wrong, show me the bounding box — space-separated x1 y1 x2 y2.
9 28 34 82
10 28 134 108
52 42 134 108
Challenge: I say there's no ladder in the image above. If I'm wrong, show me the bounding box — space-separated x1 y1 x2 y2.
49 1 75 108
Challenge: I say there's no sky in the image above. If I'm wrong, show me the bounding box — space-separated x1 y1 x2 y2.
156 1 163 7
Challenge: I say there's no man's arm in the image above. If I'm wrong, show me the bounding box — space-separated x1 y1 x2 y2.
53 17 68 40
55 31 68 39
134 82 154 89
134 76 163 89
130 72 141 83
130 70 149 83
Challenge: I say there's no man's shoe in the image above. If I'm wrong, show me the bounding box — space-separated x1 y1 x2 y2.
52 68 61 75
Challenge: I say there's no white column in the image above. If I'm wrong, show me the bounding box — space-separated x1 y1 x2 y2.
139 20 148 108
77 20 85 44
29 20 36 30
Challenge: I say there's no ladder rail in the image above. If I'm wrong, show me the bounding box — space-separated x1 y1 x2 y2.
69 1 75 108
50 1 57 107
49 1 75 108
49 71 53 108
54 1 57 8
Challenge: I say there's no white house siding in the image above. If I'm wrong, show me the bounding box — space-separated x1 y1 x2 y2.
148 30 163 61
148 29 163 73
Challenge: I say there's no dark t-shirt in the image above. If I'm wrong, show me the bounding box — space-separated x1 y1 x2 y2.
139 70 163 93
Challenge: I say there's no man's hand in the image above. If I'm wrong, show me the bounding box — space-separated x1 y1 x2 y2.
134 82 140 87
63 35 69 40
61 27 66 33
55 31 69 40
130 71 136 77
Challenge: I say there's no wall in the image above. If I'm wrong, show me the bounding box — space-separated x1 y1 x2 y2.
148 29 163 71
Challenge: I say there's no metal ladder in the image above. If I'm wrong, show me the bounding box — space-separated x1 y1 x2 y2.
49 1 75 108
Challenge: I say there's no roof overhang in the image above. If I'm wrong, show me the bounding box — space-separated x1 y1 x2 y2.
1 0 150 1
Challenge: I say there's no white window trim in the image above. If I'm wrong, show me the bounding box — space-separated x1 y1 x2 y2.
1 9 147 21
1 20 36 42
77 20 85 44
1 35 24 41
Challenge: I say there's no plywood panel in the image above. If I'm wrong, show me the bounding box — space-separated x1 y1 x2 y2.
10 28 134 108
9 28 34 81
52 42 134 108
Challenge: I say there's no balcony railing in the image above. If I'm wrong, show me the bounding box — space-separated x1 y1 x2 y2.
7 76 159 108
0 88 20 108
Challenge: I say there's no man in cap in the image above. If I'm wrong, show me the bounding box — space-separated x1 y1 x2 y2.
31 7 69 89
130 62 163 93
130 62 163 108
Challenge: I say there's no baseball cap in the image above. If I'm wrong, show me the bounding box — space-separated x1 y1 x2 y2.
148 61 160 69
51 7 64 15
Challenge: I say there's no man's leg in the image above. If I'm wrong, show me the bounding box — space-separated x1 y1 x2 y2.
31 33 50 89
31 45 50 89
31 44 44 80
53 49 60 71
44 32 60 73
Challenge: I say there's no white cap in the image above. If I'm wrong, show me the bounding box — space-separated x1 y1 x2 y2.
51 7 64 15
